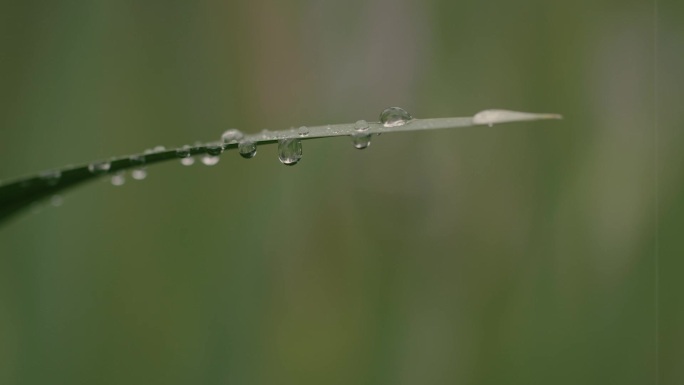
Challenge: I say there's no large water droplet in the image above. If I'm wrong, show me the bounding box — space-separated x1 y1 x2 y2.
202 155 220 166
111 172 125 186
238 140 257 159
180 157 195 166
88 161 111 174
221 129 244 145
206 143 223 156
380 107 413 127
132 168 147 180
354 120 369 131
278 138 303 166
40 170 62 186
351 133 372 149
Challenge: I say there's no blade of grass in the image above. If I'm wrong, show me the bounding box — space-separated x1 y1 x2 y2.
0 109 561 224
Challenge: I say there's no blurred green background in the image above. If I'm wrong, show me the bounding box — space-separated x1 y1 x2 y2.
0 0 681 384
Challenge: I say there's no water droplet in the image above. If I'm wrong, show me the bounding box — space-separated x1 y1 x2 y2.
380 107 413 127
351 133 372 149
111 172 125 186
298 126 309 137
153 145 166 152
132 168 147 180
40 170 62 186
354 120 369 131
206 143 223 156
202 155 220 166
50 195 63 207
221 129 244 144
176 145 192 159
180 157 195 166
88 161 111 174
129 155 145 166
238 140 257 159
278 138 303 166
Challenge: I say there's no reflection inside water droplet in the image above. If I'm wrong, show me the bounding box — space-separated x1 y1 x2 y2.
238 140 257 159
380 107 413 127
278 138 303 166
176 146 192 158
298 126 309 137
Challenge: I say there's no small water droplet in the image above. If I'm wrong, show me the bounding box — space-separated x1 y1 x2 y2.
221 129 244 144
40 170 62 186
380 107 413 127
88 161 111 174
351 133 372 149
238 140 257 159
176 145 192 158
354 120 369 131
153 145 166 152
129 155 146 166
278 138 303 166
202 155 220 166
111 172 125 186
298 126 309 137
180 157 195 166
50 195 63 207
206 143 223 156
132 168 147 180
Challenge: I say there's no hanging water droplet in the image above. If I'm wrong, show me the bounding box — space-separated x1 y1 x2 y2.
50 195 63 207
354 120 369 131
202 155 220 166
180 157 195 166
88 161 111 174
111 172 125 186
132 168 147 180
221 129 244 144
351 133 372 149
40 170 62 186
278 138 303 166
298 126 309 137
206 143 223 156
380 107 413 127
176 145 192 159
238 140 257 159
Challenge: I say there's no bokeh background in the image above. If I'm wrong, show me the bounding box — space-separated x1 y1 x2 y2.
0 0 681 384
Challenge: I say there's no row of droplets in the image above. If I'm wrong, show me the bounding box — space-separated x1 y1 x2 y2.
70 107 413 183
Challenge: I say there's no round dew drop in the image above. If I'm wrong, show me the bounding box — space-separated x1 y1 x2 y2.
132 168 147 180
222 129 244 144
379 107 413 127
354 120 369 131
201 155 220 166
238 140 257 159
206 144 224 156
88 161 111 175
111 173 125 186
176 146 192 158
351 133 371 149
180 157 195 166
278 138 303 166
